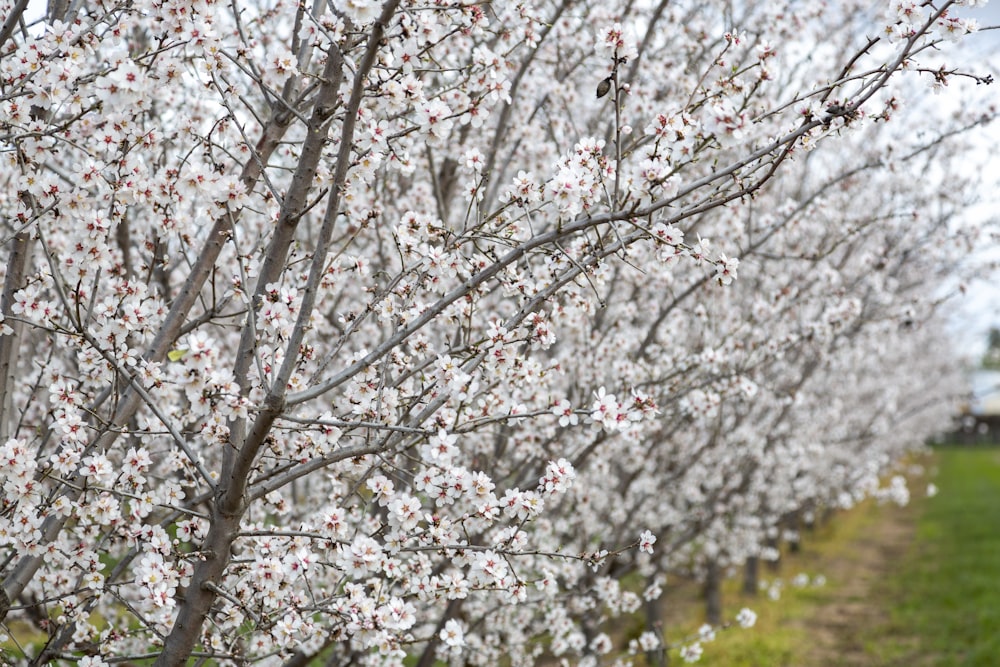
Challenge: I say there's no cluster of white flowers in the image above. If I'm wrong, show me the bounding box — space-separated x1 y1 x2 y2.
0 0 984 664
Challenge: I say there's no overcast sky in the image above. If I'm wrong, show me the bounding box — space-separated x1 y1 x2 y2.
940 4 1000 361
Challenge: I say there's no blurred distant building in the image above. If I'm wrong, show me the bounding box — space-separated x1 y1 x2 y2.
954 369 1000 444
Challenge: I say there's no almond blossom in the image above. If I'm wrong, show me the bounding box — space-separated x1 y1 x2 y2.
0 0 989 665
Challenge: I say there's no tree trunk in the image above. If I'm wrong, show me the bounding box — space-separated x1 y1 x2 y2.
644 593 667 667
766 536 781 573
0 229 30 442
788 512 801 554
743 556 759 596
703 559 722 626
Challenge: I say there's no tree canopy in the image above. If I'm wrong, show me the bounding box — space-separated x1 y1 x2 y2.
0 0 993 664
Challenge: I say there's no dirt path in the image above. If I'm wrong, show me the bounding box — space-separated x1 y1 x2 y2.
797 499 920 666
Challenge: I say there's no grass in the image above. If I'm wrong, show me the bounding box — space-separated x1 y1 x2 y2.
692 446 1000 666
867 446 1000 666
656 496 897 666
663 447 1000 666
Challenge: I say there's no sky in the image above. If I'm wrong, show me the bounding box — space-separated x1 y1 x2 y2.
940 4 1000 361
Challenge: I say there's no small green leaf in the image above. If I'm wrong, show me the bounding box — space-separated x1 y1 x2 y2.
167 348 189 362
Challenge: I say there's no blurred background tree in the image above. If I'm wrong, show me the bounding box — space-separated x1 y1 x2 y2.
982 327 1000 369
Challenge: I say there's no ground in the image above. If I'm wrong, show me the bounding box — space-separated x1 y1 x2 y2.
672 447 1000 667
799 499 919 666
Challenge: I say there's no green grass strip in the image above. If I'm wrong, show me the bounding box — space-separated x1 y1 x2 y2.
873 447 1000 666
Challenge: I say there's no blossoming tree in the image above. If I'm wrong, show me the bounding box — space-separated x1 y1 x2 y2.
0 0 992 664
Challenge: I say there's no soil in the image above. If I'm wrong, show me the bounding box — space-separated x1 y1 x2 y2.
610 481 933 666
797 499 921 667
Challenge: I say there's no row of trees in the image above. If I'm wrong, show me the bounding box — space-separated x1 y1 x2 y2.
0 0 993 664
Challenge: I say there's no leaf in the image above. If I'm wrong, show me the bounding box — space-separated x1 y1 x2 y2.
167 348 189 362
